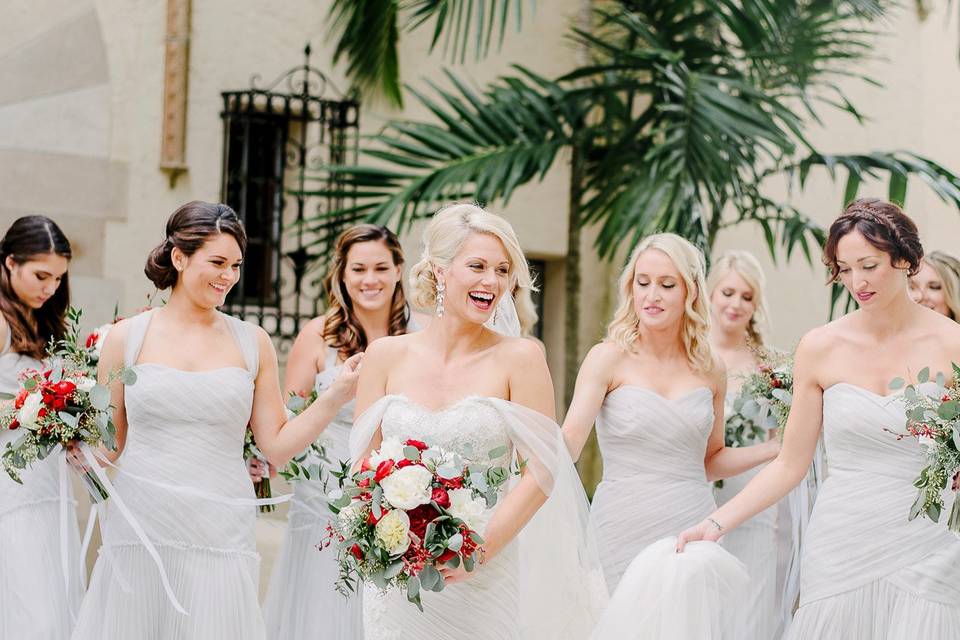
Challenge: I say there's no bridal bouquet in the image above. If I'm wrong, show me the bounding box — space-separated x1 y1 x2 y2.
732 352 794 437
325 437 511 610
887 366 960 532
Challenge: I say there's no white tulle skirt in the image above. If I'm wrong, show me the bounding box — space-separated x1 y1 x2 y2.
263 475 363 639
0 450 83 640
590 538 748 640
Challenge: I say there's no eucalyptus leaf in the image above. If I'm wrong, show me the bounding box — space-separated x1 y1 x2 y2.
487 445 508 459
0 392 14 400
403 445 421 461
57 412 78 428
406 575 421 600
89 385 110 411
741 399 759 419
447 532 463 552
937 401 959 421
371 486 383 519
437 464 460 480
420 564 441 591
908 492 925 520
936 372 947 387
370 570 387 590
889 377 906 390
926 501 942 522
120 369 138 386
384 560 405 579
771 388 792 404
918 367 930 384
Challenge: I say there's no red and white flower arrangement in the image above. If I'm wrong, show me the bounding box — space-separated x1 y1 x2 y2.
0 307 136 501
324 436 512 610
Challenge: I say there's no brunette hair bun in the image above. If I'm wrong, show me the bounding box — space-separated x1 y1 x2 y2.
145 201 247 290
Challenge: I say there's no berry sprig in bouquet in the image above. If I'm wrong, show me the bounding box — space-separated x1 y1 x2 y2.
0 308 136 501
886 366 960 532
325 437 513 610
732 351 794 438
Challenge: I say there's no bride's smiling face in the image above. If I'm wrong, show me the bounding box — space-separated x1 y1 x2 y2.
437 232 511 326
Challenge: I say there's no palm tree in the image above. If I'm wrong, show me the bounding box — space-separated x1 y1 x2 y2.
306 0 960 489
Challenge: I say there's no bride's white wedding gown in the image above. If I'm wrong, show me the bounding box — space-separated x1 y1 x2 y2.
589 386 747 639
351 394 606 640
784 383 960 639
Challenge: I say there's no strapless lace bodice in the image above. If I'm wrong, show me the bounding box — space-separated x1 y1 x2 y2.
380 395 512 468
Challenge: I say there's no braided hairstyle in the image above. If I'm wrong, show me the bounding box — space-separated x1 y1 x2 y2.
823 198 923 282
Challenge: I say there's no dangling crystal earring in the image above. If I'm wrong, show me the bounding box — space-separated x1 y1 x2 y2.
492 302 500 326
435 280 445 317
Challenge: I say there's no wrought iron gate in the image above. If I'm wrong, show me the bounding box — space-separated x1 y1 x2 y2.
219 45 359 350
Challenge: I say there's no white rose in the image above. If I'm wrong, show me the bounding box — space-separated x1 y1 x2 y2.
337 499 363 527
369 437 406 467
375 509 411 556
447 488 488 532
70 377 97 393
379 465 433 510
93 324 112 356
17 392 44 429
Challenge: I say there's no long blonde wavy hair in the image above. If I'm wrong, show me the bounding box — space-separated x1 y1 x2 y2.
706 250 769 348
408 203 537 335
606 233 714 372
922 251 960 321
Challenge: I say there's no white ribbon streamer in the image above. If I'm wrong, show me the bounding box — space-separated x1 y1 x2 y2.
78 443 189 615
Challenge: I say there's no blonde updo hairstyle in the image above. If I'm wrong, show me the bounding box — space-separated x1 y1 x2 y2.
409 203 537 335
606 233 714 372
707 250 769 347
922 251 960 321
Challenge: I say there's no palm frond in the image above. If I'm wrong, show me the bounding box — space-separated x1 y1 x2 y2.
406 0 534 63
327 0 402 107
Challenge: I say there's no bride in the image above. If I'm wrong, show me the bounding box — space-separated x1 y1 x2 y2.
349 203 605 640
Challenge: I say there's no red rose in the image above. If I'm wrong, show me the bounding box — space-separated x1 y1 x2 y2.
440 476 464 490
52 397 67 411
943 395 951 403
350 544 363 560
374 459 395 483
14 389 28 409
406 503 441 540
53 381 76 397
8 419 19 430
396 458 417 469
85 332 98 349
436 549 457 564
405 439 429 452
357 477 371 489
431 487 450 509
771 378 783 389
367 508 387 526
360 457 373 472
37 408 47 419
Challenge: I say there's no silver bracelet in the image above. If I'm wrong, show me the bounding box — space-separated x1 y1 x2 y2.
707 517 724 533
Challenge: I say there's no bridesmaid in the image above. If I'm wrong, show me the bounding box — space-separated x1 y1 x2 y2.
0 216 82 639
679 198 960 638
72 202 360 639
263 224 423 639
708 250 781 639
562 233 779 592
909 250 960 320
